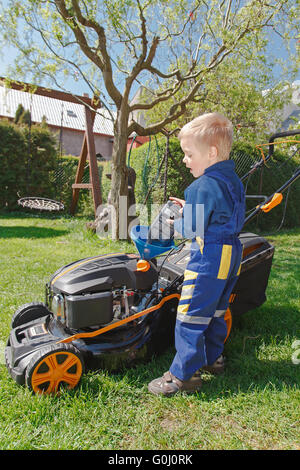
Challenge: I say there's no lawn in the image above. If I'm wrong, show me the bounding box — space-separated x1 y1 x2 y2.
0 213 299 450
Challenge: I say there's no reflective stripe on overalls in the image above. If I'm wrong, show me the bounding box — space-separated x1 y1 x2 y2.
169 170 245 381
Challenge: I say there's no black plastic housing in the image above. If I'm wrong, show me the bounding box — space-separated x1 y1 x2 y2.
65 291 113 329
49 253 158 296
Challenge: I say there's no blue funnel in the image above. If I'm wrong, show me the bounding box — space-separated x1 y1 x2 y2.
130 225 175 260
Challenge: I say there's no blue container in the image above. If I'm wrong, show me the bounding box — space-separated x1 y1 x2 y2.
130 225 175 260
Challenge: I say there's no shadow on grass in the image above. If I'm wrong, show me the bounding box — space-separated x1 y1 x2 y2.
0 211 94 221
76 307 299 401
109 348 299 402
0 226 69 239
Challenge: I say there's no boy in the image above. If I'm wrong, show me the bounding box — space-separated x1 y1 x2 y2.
148 112 245 396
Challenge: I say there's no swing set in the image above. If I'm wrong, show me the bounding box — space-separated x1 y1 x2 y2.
10 75 299 228
3 80 103 215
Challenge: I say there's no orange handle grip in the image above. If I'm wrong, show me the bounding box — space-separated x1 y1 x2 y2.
259 193 283 213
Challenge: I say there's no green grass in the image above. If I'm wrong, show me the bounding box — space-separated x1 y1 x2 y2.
0 213 299 450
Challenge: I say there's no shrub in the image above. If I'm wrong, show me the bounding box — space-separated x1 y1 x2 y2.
0 120 108 217
0 120 60 211
0 120 27 210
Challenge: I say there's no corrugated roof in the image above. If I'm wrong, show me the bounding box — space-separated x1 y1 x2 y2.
0 86 114 136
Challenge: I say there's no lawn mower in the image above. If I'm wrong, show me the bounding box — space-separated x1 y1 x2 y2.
5 130 300 394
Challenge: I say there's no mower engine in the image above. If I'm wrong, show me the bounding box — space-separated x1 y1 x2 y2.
46 253 159 330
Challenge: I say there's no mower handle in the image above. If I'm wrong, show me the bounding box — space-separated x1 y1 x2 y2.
268 129 300 157
244 166 300 226
241 129 300 182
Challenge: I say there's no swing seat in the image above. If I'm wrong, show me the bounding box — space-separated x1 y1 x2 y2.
18 197 64 212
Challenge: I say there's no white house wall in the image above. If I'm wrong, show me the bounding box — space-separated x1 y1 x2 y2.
54 126 113 158
0 85 115 158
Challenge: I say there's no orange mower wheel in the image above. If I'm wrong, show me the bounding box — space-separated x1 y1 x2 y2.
25 343 84 395
224 307 232 343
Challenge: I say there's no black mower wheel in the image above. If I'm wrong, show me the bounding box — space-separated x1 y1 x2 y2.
11 302 51 328
25 343 85 395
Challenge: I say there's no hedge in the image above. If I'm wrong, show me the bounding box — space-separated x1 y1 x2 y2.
0 119 110 217
1 116 298 230
0 120 59 211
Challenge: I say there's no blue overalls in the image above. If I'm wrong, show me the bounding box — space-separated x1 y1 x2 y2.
170 160 245 380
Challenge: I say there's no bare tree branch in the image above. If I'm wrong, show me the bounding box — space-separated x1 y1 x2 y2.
55 0 122 108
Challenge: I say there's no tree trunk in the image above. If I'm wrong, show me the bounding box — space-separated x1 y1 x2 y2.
110 108 130 240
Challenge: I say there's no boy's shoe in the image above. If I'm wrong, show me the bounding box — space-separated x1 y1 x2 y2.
148 371 202 397
201 355 225 375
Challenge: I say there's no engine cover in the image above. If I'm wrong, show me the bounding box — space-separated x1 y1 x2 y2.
49 253 158 296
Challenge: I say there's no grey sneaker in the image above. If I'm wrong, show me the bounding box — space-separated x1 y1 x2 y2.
148 371 202 397
201 355 225 375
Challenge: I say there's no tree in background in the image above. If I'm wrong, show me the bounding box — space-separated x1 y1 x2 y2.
143 53 296 145
14 104 25 124
0 0 298 237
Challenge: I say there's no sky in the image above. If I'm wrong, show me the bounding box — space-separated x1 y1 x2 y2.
0 42 90 98
0 1 298 100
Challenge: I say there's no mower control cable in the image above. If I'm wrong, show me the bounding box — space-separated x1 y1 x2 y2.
57 292 181 345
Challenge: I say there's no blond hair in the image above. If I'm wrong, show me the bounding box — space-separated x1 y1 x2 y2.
178 112 233 160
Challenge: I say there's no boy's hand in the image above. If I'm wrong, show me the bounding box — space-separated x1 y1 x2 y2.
167 197 185 225
169 197 185 211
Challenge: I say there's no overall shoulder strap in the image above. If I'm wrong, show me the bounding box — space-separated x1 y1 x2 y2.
206 170 243 203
